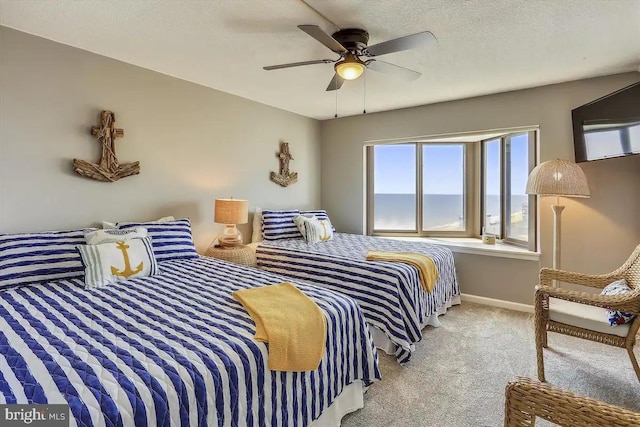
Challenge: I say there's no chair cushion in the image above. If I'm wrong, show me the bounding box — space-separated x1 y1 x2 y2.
549 298 630 338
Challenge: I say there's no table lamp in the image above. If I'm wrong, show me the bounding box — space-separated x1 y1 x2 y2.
214 198 249 248
526 159 590 277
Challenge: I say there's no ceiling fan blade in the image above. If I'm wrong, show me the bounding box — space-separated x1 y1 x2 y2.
298 25 347 54
263 59 334 70
325 74 345 91
365 31 436 57
366 60 422 81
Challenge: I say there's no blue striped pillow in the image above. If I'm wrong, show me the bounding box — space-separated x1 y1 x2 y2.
0 228 97 289
300 210 335 231
262 209 301 241
117 218 199 262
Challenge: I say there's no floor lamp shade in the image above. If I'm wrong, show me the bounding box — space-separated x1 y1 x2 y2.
526 159 590 278
525 159 590 198
214 198 249 247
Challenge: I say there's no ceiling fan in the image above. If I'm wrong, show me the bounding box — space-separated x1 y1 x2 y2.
263 25 437 91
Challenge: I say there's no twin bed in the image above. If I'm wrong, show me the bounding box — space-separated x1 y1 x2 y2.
255 233 461 364
0 224 381 426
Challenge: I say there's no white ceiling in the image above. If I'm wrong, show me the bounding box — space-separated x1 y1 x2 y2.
1 0 639 120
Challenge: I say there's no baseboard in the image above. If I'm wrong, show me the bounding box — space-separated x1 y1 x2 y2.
461 293 533 313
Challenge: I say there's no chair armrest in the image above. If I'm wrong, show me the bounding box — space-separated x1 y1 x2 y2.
539 267 622 289
504 377 640 427
535 284 640 315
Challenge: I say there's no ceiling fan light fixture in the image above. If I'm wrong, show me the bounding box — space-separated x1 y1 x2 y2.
335 54 365 80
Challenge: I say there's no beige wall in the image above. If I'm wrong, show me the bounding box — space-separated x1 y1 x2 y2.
0 27 321 251
320 73 640 304
454 253 540 304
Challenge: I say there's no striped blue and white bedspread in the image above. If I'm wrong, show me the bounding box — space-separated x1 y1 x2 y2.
0 257 380 427
256 233 460 364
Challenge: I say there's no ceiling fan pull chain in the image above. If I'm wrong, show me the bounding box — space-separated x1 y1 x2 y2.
335 78 338 118
363 70 367 114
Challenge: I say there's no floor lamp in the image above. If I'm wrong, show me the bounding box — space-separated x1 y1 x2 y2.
526 159 590 283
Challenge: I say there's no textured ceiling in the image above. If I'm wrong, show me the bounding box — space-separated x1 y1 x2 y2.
1 0 639 120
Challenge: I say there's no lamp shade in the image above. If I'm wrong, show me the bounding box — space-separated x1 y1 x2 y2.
214 198 249 224
526 159 590 198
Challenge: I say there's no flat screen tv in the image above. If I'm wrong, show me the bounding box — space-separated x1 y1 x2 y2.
572 82 640 163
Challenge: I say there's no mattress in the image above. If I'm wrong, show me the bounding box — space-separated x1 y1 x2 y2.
256 233 461 364
0 257 380 426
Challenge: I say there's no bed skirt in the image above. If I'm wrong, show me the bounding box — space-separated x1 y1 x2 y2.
310 380 365 426
371 295 461 357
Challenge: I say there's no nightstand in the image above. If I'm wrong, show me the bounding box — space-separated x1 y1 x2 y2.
205 245 257 267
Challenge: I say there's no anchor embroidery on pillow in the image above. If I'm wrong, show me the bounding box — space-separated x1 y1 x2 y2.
110 241 144 278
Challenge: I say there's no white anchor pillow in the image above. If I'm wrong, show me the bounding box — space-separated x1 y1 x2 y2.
294 216 334 244
293 214 316 236
77 237 159 289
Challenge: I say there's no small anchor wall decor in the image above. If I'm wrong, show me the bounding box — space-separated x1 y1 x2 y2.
73 110 140 182
270 142 298 187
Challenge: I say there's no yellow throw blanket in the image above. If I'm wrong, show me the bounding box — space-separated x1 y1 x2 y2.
366 250 439 293
232 282 326 371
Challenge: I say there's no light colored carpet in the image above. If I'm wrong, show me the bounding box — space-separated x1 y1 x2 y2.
342 302 640 427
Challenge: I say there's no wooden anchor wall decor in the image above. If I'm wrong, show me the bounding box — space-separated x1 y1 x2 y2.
73 110 140 182
270 142 298 187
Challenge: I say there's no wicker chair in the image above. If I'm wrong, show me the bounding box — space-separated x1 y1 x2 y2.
534 244 640 382
504 377 640 427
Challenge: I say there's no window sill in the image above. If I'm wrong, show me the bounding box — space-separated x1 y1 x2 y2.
380 236 540 261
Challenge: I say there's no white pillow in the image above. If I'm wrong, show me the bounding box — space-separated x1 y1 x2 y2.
295 216 334 244
85 227 148 245
102 216 175 229
77 237 159 289
293 215 316 235
251 207 263 243
300 210 335 231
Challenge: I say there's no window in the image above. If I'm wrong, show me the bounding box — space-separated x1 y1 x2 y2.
481 131 536 248
483 139 501 237
372 144 416 231
368 142 470 237
422 144 466 232
367 129 537 250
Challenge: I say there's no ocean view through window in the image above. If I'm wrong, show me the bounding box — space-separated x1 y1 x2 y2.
369 142 470 236
482 131 535 247
423 144 465 232
373 144 417 230
367 129 537 249
506 134 531 242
